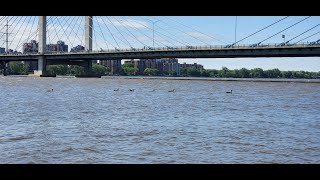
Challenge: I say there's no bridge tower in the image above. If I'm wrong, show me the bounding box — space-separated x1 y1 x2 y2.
35 16 47 76
84 16 93 74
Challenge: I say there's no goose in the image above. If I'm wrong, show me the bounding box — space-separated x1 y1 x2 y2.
226 90 232 94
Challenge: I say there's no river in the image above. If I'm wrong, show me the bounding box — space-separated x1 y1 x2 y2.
0 76 319 163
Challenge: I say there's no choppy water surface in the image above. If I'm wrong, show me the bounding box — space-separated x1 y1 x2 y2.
0 76 319 163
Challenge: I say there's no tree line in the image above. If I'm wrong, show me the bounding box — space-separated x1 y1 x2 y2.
3 62 320 79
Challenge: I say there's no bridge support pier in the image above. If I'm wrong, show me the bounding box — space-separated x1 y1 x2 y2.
1 62 8 76
34 56 48 76
84 60 93 75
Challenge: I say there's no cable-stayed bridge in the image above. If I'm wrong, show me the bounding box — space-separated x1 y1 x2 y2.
0 16 319 76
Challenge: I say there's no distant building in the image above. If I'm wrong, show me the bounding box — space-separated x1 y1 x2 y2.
0 47 5 54
181 62 203 70
70 45 85 52
47 41 68 52
124 58 180 76
99 59 122 75
23 40 38 53
22 40 39 71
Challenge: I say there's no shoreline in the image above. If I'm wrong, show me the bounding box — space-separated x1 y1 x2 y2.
1 75 320 83
101 76 320 83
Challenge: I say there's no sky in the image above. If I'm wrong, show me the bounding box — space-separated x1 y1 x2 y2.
0 16 319 72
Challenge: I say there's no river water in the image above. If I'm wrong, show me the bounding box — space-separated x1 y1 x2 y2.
0 76 319 164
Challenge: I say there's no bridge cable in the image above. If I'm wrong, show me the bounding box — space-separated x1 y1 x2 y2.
139 16 192 47
137 16 190 47
90 17 111 49
231 16 290 46
98 16 120 49
151 16 211 46
0 16 19 46
285 24 320 44
8 16 28 51
14 16 33 51
122 16 176 47
70 16 85 48
294 30 320 44
255 16 311 45
112 16 148 48
105 16 133 48
163 16 229 45
121 16 168 48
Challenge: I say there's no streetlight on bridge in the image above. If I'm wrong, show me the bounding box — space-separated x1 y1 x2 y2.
282 34 286 45
146 19 161 49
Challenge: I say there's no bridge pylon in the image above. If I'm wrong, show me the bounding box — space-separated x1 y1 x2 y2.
35 16 47 76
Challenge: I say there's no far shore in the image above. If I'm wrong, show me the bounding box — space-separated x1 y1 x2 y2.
1 74 320 83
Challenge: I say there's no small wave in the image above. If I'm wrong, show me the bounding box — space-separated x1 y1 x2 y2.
62 147 75 152
0 136 33 142
83 147 100 153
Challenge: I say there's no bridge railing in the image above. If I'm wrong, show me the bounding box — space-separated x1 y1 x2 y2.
1 42 320 56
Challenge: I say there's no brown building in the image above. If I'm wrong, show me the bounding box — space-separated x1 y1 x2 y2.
99 59 122 75
124 58 180 76
180 62 204 70
47 41 68 52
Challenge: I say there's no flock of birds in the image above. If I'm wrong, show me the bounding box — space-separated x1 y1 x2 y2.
47 88 233 93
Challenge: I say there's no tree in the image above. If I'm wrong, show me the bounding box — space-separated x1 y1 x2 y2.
9 62 29 75
68 65 85 75
239 68 250 78
144 68 159 76
47 65 68 75
187 68 201 77
92 64 108 76
250 68 264 78
122 64 138 76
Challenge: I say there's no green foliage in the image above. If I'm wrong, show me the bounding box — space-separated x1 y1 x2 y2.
92 64 108 76
121 64 138 76
187 68 201 77
8 62 29 75
47 65 68 75
144 68 159 76
67 65 85 76
122 63 134 68
179 66 319 79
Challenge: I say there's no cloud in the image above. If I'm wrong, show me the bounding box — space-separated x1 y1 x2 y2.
183 31 225 41
95 17 148 29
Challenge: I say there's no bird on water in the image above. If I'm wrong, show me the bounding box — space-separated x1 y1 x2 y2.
226 90 232 94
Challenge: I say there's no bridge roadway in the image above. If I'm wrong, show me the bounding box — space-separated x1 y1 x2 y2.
1 44 320 62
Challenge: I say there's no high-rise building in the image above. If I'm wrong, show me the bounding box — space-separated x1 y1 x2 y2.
99 59 122 75
70 45 85 52
124 58 180 76
0 47 5 54
181 62 203 70
47 41 68 52
23 40 38 53
22 40 39 71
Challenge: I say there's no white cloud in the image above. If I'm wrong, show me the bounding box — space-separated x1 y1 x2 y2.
183 31 225 41
95 17 148 29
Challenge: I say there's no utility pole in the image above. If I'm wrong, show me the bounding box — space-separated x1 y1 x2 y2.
0 18 12 53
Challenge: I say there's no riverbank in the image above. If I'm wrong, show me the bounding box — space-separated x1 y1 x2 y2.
101 76 320 83
2 74 320 83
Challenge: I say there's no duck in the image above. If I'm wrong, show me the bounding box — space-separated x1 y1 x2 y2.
47 89 53 92
168 89 175 92
129 89 135 92
226 90 232 94
114 88 119 91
